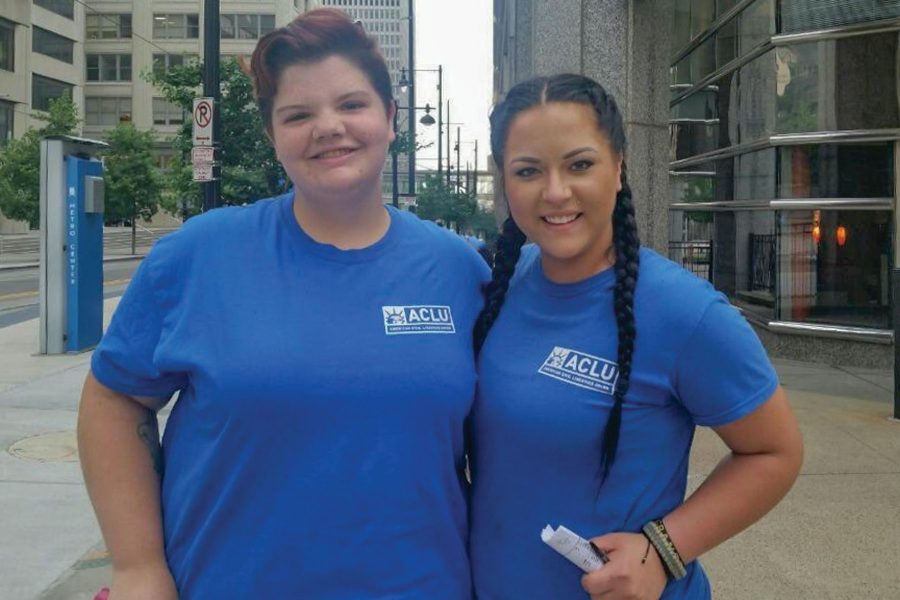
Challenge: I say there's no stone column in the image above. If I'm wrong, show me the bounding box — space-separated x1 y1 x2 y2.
496 0 672 252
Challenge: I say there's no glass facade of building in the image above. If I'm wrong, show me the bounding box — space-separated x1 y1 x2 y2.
668 0 900 337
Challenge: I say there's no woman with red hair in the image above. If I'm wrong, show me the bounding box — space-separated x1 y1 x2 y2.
78 9 487 599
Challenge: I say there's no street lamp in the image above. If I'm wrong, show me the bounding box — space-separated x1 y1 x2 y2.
391 64 444 207
391 102 437 208
397 65 444 180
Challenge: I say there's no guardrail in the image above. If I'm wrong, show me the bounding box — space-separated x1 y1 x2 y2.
0 227 179 260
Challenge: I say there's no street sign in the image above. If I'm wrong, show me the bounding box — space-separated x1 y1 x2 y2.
192 146 215 164
192 97 213 145
192 162 214 182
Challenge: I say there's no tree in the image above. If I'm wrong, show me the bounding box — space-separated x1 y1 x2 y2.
0 93 79 228
147 58 288 218
467 206 500 247
102 122 163 253
415 173 481 233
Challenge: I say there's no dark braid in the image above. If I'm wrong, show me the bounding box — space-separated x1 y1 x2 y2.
600 166 640 483
473 217 527 354
474 73 641 485
467 216 526 481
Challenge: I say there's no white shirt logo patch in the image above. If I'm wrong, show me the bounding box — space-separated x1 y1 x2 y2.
382 305 456 335
538 346 618 394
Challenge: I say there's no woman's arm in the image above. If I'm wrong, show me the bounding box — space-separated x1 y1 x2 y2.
582 387 803 599
661 385 803 562
77 371 178 599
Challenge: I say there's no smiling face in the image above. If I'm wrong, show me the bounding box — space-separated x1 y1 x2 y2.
269 55 395 203
502 101 623 283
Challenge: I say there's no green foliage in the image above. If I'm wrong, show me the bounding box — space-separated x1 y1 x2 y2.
389 129 431 158
467 205 500 246
0 93 79 228
102 122 162 225
34 92 80 136
147 58 289 217
415 173 497 243
681 177 713 203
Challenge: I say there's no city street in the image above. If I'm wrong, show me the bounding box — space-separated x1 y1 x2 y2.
0 259 140 328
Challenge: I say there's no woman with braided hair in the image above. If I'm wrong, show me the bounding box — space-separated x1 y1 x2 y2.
468 74 803 599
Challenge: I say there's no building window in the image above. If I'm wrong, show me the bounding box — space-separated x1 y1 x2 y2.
153 98 184 126
0 19 13 72
32 75 73 111
0 100 13 146
778 143 895 199
781 0 900 33
86 54 132 82
670 0 775 88
86 14 132 39
220 14 275 39
85 96 132 126
153 14 200 39
34 0 74 20
152 53 197 77
776 33 899 134
777 209 891 328
32 27 74 64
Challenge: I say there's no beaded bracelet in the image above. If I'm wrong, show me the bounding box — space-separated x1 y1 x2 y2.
642 519 687 580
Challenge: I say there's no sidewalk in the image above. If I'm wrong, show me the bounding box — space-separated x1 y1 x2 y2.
1 300 899 599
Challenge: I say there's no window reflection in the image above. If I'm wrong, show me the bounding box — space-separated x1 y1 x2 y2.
738 0 774 54
668 210 715 283
737 50 776 143
776 34 899 134
778 210 891 328
700 211 777 320
670 73 736 160
777 144 894 199
734 148 776 200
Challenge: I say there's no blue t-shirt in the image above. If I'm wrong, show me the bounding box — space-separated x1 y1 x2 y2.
470 246 778 600
92 193 490 599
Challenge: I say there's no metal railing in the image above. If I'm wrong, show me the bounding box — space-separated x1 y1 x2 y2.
669 240 714 282
748 233 777 293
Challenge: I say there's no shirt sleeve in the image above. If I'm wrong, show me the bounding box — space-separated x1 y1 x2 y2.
91 238 188 402
672 297 779 427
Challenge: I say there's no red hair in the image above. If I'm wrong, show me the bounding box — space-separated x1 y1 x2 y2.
247 8 394 131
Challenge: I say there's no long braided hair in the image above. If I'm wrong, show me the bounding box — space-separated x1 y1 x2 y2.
473 74 641 483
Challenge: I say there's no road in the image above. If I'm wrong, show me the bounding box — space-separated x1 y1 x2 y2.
0 259 142 328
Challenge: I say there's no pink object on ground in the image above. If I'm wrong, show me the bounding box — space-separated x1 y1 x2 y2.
93 588 110 600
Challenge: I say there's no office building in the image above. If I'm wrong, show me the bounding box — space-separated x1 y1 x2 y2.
494 0 900 366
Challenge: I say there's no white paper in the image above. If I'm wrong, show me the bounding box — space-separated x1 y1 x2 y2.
541 524 608 573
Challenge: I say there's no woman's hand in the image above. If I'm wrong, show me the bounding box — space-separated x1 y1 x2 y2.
580 532 667 600
107 562 179 600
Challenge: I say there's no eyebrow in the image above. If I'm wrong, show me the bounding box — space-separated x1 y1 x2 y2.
509 146 597 164
275 90 372 114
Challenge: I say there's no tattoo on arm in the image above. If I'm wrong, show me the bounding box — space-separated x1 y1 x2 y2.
137 411 164 476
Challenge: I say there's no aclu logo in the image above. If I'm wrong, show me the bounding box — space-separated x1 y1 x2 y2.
382 305 456 335
538 346 618 394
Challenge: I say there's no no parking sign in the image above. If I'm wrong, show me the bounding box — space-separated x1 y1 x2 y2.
192 97 214 145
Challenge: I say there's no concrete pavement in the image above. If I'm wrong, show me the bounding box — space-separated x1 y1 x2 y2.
1 298 898 599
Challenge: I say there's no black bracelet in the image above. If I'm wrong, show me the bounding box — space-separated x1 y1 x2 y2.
642 520 687 580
